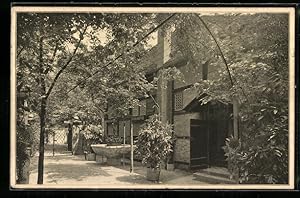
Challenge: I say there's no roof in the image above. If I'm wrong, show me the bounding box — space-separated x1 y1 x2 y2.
183 93 230 112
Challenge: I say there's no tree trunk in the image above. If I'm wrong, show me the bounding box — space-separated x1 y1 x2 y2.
37 35 46 184
67 123 73 151
37 97 46 184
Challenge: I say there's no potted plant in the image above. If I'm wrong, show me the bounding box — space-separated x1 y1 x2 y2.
135 114 173 182
84 146 96 161
83 125 104 161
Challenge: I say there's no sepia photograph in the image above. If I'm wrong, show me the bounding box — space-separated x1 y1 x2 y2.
10 6 295 189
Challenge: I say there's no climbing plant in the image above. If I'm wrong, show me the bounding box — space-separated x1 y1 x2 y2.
172 13 289 184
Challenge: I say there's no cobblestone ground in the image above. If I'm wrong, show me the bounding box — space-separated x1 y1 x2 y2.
28 154 208 186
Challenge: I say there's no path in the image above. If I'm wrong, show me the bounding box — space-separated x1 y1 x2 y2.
29 154 231 186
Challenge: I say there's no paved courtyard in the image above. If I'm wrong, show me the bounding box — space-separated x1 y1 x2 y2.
29 154 231 186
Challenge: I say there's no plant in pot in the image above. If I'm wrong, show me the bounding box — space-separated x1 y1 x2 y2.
83 125 104 161
135 114 173 182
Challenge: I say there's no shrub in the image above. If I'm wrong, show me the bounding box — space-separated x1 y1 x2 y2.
223 125 288 184
83 125 104 153
135 115 173 169
105 135 123 146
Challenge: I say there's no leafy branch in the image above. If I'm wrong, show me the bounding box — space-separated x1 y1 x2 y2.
45 25 88 99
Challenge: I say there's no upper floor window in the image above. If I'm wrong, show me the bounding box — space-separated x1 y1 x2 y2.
202 62 208 80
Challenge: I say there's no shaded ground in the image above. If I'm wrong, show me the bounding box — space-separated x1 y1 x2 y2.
29 154 228 185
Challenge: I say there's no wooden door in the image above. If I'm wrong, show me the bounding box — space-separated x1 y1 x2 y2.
190 119 209 169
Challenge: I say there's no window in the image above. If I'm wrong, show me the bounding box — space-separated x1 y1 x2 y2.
174 91 183 111
132 103 139 116
202 62 208 80
146 97 156 115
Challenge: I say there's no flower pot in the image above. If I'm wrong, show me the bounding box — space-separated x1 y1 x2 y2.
146 167 161 182
86 153 96 161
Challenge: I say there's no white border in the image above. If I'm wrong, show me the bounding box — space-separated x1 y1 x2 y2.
10 6 295 190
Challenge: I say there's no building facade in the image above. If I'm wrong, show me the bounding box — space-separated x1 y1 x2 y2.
104 24 234 170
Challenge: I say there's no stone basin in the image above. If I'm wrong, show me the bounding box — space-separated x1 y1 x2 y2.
91 144 135 165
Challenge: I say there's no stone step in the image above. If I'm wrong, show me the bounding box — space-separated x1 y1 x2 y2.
194 172 236 184
193 171 236 184
197 167 231 179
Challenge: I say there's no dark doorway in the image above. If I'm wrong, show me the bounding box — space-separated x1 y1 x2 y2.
190 120 209 169
208 103 230 167
190 102 231 169
208 119 227 167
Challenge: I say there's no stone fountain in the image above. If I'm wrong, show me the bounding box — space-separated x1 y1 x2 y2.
91 144 135 165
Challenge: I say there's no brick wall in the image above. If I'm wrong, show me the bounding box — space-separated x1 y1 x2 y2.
174 113 202 136
173 138 190 163
173 112 202 166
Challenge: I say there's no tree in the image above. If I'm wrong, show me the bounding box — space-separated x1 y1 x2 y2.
16 12 157 184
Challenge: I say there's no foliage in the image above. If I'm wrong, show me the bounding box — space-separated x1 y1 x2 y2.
16 120 31 182
172 13 289 184
16 111 40 182
83 125 104 142
104 135 124 146
135 114 173 168
82 125 104 153
222 136 241 180
16 96 40 182
16 12 159 183
223 130 288 184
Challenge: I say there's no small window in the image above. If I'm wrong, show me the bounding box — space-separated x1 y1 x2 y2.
132 103 139 116
174 91 183 111
202 62 208 80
